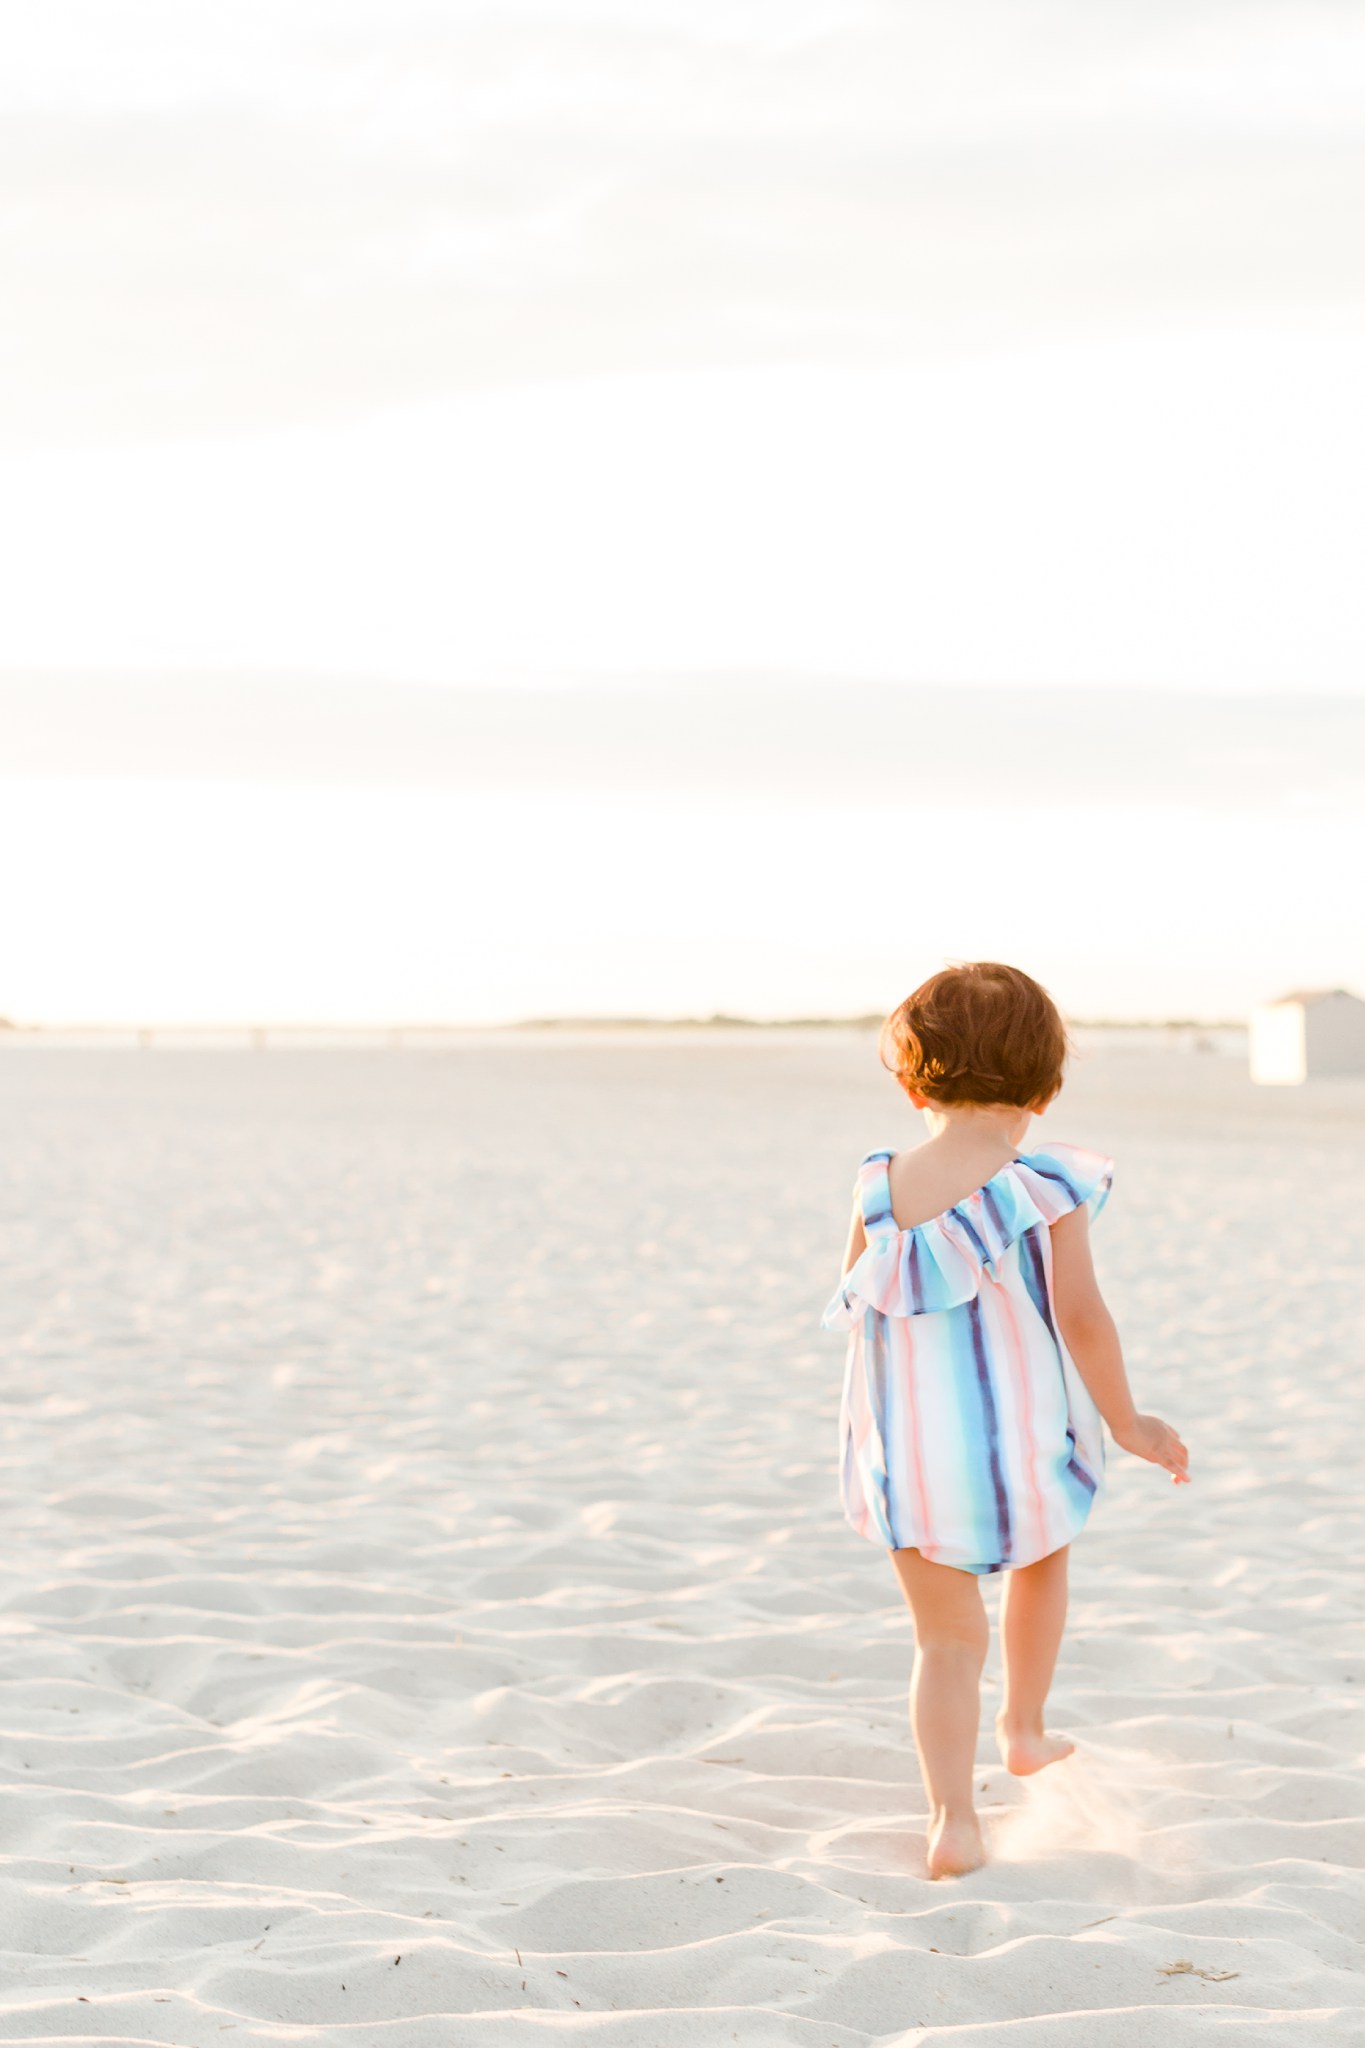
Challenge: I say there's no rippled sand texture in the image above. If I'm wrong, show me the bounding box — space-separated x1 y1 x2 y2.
0 1035 1362 2045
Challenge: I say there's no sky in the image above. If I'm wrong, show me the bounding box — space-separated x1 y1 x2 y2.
2 1 1364 1024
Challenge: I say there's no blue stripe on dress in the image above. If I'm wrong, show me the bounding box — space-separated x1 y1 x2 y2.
1066 1453 1098 1498
874 1312 908 1547
953 1207 992 1264
858 1310 896 1545
906 1231 925 1313
1022 1160 1082 1204
1018 1225 1060 1346
860 1156 896 1233
1025 1241 1100 1504
965 1296 1012 1563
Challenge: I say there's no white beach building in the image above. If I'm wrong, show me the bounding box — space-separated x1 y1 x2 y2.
1249 988 1365 1084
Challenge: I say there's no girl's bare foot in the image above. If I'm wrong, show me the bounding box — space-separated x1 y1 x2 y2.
995 1712 1075 1776
927 1807 986 1878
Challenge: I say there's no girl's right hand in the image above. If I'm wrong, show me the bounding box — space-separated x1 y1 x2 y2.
1113 1412 1191 1484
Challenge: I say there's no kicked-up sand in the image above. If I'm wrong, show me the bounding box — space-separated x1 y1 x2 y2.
0 1032 1361 2044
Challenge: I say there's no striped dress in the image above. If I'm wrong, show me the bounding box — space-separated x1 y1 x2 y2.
823 1143 1113 1573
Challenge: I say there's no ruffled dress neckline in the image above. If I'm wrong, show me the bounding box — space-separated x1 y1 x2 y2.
822 1141 1113 1330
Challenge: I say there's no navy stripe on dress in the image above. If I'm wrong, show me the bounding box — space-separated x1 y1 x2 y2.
1018 1225 1060 1346
1022 1161 1082 1204
906 1232 926 1313
980 1182 1008 1252
952 1206 993 1265
965 1296 1012 1563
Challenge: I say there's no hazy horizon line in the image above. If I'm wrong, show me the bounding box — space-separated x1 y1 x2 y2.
8 667 1365 700
0 1013 1250 1039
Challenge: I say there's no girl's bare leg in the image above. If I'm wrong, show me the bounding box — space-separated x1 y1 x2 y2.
889 1547 989 1877
996 1543 1075 1774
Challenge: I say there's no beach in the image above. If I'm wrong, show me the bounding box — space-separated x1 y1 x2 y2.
0 1031 1361 2044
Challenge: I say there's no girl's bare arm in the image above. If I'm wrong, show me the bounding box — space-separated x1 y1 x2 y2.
1049 1206 1191 1484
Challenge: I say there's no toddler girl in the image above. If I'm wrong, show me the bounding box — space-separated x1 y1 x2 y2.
823 962 1188 1878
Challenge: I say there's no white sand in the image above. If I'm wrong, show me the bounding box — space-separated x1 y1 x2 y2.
0 1034 1361 2045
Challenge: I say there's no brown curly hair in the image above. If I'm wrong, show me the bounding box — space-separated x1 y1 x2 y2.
879 962 1069 1108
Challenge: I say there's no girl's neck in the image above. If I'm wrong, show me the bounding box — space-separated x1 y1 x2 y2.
919 1100 1036 1155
